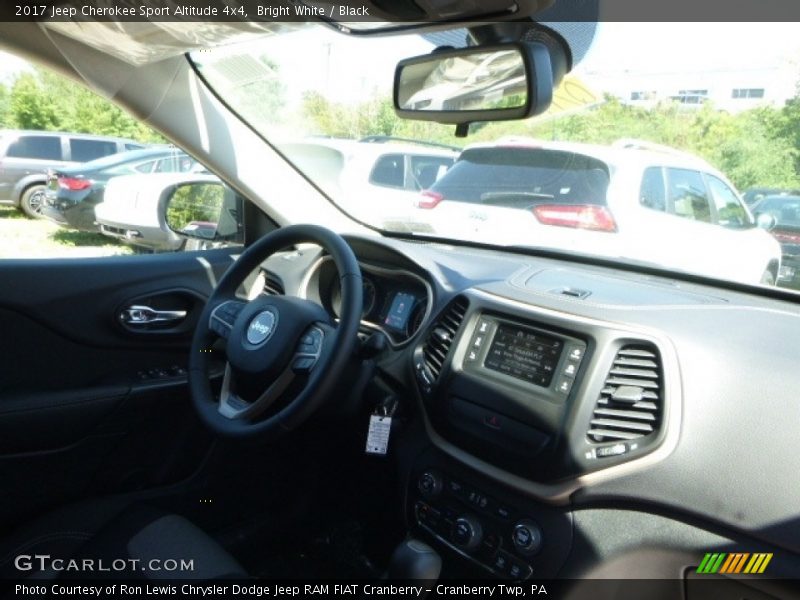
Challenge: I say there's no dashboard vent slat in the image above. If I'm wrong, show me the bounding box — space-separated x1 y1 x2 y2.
421 296 468 383
617 348 657 357
588 343 663 444
586 428 644 441
593 408 656 421
605 376 659 389
261 272 284 296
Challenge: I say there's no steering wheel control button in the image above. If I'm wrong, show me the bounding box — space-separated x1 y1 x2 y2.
297 328 323 355
246 309 277 346
418 471 443 497
292 357 316 372
512 520 543 556
210 301 246 337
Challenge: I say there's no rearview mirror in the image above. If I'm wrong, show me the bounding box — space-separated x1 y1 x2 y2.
394 41 566 136
164 182 243 247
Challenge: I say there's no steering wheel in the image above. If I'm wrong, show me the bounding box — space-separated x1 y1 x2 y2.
188 225 362 440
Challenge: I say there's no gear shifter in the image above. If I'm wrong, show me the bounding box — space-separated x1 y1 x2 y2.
386 539 442 585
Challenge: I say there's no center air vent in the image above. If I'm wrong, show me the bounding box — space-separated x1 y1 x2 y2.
421 296 468 382
587 344 663 443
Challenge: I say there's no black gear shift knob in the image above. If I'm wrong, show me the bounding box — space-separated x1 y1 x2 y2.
387 539 442 582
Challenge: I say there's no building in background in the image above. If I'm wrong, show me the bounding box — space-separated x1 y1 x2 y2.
583 63 797 112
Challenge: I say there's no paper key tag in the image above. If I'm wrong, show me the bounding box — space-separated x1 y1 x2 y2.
366 415 392 455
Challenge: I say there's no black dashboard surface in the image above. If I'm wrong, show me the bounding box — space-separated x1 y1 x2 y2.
265 235 800 558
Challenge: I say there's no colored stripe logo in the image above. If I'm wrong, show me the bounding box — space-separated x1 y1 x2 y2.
697 553 773 574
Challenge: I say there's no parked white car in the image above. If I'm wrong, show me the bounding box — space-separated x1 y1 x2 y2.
415 137 782 285
279 137 457 232
95 172 221 252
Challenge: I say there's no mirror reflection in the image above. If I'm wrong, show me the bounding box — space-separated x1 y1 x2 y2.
165 182 225 240
397 48 528 112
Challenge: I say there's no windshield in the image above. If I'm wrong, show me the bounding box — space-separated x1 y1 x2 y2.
192 22 800 290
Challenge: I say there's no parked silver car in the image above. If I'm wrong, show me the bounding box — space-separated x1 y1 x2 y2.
0 129 145 217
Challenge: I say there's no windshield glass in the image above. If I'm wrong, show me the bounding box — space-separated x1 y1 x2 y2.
192 23 800 291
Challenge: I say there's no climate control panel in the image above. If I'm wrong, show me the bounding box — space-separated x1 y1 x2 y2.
411 468 552 579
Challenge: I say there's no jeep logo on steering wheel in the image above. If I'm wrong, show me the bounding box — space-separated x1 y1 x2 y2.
246 310 277 345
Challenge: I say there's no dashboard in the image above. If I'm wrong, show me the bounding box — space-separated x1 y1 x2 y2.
260 234 800 586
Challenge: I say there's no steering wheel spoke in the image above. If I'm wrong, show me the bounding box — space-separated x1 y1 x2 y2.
208 299 246 339
218 363 296 420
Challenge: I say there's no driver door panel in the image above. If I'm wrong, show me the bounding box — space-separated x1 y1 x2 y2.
0 249 237 531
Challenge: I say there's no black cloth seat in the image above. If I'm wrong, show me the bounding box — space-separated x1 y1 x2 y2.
0 500 246 580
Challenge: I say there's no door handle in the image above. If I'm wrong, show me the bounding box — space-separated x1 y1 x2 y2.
119 305 187 326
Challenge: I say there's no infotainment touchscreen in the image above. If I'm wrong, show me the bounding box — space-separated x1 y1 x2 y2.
484 324 563 387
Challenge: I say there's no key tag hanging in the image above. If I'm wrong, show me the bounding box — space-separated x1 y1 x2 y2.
365 402 393 456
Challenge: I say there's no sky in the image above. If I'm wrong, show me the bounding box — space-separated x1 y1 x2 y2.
579 22 800 75
0 51 33 83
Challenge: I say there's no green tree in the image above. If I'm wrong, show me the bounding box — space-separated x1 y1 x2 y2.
166 183 224 231
0 83 10 127
10 73 60 130
7 68 163 143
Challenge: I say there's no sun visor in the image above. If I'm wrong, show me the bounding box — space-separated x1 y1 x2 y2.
37 18 302 99
41 20 298 67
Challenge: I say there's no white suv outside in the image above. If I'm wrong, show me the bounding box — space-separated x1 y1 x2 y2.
279 137 457 232
416 137 781 285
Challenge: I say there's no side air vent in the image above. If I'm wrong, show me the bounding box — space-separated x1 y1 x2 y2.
422 296 468 382
587 344 663 443
261 272 284 296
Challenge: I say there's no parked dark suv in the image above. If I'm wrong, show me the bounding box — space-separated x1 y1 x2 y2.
0 129 145 217
752 194 800 289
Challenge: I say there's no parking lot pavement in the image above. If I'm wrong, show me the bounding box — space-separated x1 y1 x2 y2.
0 207 133 259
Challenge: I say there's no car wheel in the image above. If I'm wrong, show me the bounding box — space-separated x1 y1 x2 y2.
20 185 47 219
760 268 776 286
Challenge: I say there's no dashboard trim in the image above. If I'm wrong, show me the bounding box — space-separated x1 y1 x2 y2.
300 255 434 349
416 287 684 505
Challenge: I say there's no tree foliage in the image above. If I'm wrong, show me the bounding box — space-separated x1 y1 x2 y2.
165 183 224 231
1 68 163 143
302 90 800 191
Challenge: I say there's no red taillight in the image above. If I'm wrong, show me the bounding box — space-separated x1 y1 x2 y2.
773 230 800 244
416 190 444 209
532 204 617 232
58 177 92 191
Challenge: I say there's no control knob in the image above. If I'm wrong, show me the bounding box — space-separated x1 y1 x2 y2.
452 515 483 551
417 470 443 497
512 519 543 556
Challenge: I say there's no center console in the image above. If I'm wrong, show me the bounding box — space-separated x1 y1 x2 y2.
417 307 590 481
407 450 572 580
